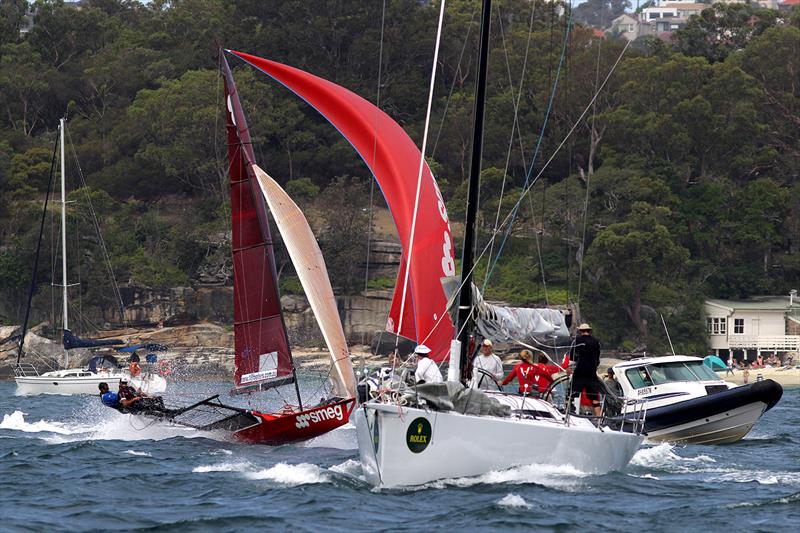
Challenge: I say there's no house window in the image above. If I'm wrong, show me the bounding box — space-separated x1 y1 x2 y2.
706 317 727 335
649 12 660 19
734 318 744 334
663 12 674 17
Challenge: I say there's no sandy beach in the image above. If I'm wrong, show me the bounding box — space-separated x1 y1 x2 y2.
715 366 800 388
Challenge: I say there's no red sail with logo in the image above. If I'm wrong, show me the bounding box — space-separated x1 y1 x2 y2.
228 50 456 361
222 57 295 390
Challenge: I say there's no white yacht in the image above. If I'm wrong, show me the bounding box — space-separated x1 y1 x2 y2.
612 355 782 444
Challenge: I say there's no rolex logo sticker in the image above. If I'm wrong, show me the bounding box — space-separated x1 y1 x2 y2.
406 417 432 453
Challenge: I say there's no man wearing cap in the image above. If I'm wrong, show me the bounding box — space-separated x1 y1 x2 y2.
570 323 603 416
414 344 443 384
470 339 504 390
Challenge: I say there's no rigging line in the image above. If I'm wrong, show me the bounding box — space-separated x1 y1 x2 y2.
364 0 387 295
65 127 129 330
431 2 479 158
576 27 605 309
416 39 632 346
483 0 538 291
528 187 550 305
394 0 448 343
16 131 59 364
484 4 575 284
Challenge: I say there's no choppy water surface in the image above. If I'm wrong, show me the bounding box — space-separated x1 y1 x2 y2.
1 381 798 532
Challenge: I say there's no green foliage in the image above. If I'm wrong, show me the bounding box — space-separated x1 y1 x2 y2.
0 0 795 352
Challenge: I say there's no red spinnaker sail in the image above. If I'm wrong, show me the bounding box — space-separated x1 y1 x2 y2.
222 56 294 388
228 51 456 361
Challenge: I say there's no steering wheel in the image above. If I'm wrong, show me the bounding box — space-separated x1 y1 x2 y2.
543 372 571 411
474 368 501 389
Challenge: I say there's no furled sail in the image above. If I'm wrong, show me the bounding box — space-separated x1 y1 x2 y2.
63 329 124 350
252 164 356 398
473 289 571 344
227 51 456 362
222 56 295 391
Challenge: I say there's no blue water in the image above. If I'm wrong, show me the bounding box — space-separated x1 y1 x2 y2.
1 381 798 532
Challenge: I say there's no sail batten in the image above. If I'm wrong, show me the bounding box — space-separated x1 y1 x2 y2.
252 165 356 399
222 56 294 390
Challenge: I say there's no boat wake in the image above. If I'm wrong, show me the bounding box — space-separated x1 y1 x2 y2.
0 410 224 444
192 459 332 486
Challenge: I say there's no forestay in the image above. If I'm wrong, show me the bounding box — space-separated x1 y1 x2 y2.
252 165 356 398
222 57 294 391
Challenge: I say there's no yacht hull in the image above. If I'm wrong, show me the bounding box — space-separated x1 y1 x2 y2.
355 402 643 488
15 372 166 396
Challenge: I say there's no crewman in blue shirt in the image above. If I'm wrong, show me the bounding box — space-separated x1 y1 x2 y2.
98 382 142 412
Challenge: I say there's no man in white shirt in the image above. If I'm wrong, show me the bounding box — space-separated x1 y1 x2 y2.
470 339 504 390
414 344 443 384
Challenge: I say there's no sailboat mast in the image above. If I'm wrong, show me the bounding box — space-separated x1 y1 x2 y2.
456 0 492 371
60 118 69 368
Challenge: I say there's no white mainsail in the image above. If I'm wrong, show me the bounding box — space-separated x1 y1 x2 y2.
252 164 356 398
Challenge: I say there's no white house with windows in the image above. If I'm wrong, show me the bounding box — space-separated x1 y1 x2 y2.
704 291 800 362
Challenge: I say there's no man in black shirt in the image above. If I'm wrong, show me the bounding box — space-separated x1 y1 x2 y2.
570 323 603 417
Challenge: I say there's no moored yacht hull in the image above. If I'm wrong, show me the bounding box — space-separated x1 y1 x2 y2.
15 374 121 396
15 371 166 396
355 402 643 488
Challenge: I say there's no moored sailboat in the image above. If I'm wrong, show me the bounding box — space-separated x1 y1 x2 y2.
13 118 166 396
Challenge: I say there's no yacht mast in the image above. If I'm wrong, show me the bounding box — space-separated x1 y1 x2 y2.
59 118 69 368
456 0 491 373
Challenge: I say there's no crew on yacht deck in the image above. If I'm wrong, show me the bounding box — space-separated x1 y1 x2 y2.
470 339 504 390
414 344 443 384
569 323 603 416
502 349 566 396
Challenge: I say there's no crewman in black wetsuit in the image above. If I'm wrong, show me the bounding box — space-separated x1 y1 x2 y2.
570 323 604 417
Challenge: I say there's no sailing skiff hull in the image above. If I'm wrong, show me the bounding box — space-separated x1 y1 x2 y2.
234 397 356 445
355 402 643 488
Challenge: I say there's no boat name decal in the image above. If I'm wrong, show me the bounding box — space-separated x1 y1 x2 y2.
638 387 652 396
295 404 345 429
406 417 432 453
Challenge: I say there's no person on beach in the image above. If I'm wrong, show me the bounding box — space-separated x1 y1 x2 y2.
413 344 442 384
470 339 504 390
569 323 604 417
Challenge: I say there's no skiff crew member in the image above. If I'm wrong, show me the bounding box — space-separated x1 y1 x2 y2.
99 382 142 411
470 339 504 390
414 344 443 384
569 323 604 417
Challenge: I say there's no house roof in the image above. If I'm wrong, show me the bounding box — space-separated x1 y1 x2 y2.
780 0 800 5
706 296 794 312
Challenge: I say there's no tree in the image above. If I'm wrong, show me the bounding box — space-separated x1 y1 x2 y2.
586 202 689 343
573 0 630 28
0 42 51 136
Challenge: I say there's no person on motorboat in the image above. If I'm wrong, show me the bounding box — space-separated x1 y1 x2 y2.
569 323 603 417
470 338 504 390
413 344 442 384
602 367 623 396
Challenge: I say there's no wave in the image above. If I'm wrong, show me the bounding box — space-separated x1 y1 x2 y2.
0 410 223 444
124 450 152 457
193 460 333 486
727 491 800 508
630 443 716 470
497 493 532 509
